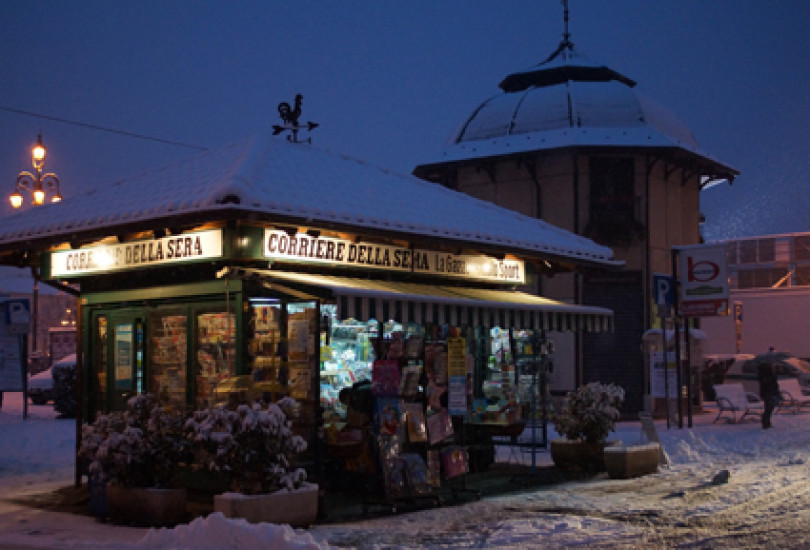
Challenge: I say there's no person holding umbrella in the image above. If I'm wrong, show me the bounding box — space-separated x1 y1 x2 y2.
758 347 780 429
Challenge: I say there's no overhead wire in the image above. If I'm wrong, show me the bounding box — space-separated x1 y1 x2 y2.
0 105 209 151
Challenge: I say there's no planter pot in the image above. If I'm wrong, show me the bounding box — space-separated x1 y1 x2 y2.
603 443 661 479
550 438 622 472
87 474 108 519
214 483 319 527
105 484 187 527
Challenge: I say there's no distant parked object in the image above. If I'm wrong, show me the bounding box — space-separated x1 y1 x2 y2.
725 352 810 395
27 365 54 405
27 353 77 410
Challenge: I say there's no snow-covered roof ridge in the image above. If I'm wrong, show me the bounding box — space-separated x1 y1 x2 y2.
0 133 618 266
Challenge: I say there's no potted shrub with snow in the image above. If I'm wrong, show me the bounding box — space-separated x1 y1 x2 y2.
185 397 316 527
550 382 625 471
78 394 190 526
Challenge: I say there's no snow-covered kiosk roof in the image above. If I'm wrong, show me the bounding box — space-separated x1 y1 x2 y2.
414 36 738 184
0 134 619 270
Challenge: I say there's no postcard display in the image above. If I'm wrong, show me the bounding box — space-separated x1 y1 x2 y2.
320 320 375 411
148 311 188 410
286 308 319 427
196 312 236 409
474 328 537 426
361 326 479 511
246 304 319 428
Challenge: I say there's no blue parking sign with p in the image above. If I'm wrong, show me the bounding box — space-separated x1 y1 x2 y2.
5 299 30 328
653 274 674 307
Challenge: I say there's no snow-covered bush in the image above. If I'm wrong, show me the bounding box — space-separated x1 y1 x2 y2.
52 360 76 418
78 394 189 488
552 382 625 445
185 397 308 495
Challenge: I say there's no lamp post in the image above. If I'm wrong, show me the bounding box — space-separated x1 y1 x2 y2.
10 134 62 359
10 134 62 209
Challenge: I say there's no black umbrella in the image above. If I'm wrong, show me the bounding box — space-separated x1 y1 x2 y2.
743 352 792 371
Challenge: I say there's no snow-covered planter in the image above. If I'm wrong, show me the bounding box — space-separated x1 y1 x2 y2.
550 382 625 471
552 382 625 445
106 484 187 527
549 438 622 472
603 442 661 479
185 397 310 496
78 394 191 525
187 398 316 525
213 482 319 527
78 394 190 489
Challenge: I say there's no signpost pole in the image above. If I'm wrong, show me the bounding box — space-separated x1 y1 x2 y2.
653 272 675 429
21 333 28 420
671 249 683 429
685 319 693 428
660 312 669 429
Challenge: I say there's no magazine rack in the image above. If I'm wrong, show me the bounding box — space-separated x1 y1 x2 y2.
361 331 482 513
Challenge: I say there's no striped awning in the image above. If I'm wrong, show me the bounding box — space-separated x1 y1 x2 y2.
220 267 613 333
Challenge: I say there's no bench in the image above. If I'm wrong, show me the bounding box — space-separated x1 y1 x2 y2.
713 383 765 423
778 378 810 413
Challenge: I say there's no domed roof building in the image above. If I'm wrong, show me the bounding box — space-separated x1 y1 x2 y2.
431 42 724 168
414 14 738 413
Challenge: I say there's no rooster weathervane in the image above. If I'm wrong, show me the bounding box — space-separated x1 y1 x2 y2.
272 93 319 143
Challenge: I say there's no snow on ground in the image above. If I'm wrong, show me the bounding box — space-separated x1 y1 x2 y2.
3 391 810 549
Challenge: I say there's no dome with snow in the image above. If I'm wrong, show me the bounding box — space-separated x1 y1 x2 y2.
418 35 732 175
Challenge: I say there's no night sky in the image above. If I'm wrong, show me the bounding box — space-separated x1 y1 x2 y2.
2 1 809 241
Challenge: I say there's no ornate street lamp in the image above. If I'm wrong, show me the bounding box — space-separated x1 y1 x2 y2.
9 134 64 361
10 134 62 208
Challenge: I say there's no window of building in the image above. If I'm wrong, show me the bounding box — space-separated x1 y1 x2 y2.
585 157 641 246
795 236 810 261
758 238 775 262
589 157 635 223
738 240 758 264
736 268 790 289
796 266 810 286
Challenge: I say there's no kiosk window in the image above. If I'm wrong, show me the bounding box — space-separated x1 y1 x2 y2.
195 311 236 409
148 310 188 409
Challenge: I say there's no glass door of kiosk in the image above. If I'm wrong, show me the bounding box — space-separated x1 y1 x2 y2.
106 310 145 411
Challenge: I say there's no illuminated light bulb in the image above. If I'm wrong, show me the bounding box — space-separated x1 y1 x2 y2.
32 143 46 163
33 188 45 205
9 192 23 209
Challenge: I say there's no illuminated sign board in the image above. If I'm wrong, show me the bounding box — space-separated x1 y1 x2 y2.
263 229 525 284
677 243 730 317
50 229 223 277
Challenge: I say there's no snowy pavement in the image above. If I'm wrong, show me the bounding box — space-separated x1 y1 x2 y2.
4 391 810 548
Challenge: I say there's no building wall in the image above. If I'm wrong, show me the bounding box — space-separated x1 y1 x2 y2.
700 232 810 359
442 149 704 410
701 288 810 358
648 161 702 273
